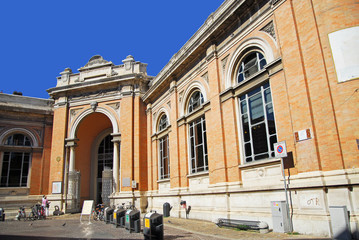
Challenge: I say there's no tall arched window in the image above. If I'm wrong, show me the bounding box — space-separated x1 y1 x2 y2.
1 134 32 187
187 90 208 174
236 51 277 163
157 114 170 180
237 51 267 83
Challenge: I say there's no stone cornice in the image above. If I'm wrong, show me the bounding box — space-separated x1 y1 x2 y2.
47 73 151 98
143 0 245 102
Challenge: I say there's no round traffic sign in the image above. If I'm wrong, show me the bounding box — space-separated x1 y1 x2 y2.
277 145 283 154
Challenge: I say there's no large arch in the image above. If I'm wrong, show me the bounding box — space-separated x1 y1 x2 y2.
69 106 119 139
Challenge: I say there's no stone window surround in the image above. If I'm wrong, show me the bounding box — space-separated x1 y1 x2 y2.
221 56 283 169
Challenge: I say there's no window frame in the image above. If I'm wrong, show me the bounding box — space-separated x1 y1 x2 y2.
97 134 114 178
188 115 208 174
236 50 267 84
233 50 278 165
1 133 33 188
155 112 171 181
238 82 277 164
186 90 209 175
158 134 170 180
158 114 169 132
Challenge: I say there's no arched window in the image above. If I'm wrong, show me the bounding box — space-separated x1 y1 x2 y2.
157 113 170 180
237 51 267 83
188 91 204 114
5 134 31 146
235 50 277 163
187 90 208 174
158 114 168 132
1 133 32 187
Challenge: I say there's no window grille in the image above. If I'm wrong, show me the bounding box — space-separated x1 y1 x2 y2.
239 82 277 163
159 135 170 179
189 116 208 173
188 91 204 113
237 52 267 83
158 114 168 131
1 134 32 187
97 135 114 178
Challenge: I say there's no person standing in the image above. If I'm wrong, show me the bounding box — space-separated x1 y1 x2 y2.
42 195 50 217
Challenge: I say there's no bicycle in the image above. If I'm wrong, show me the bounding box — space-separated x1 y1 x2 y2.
93 203 105 221
16 206 26 221
28 206 38 221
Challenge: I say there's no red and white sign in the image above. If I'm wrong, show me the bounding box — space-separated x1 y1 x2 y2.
274 141 287 158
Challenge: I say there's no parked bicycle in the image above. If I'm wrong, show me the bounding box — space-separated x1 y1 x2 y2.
28 204 45 220
16 206 26 221
28 205 37 220
93 203 105 221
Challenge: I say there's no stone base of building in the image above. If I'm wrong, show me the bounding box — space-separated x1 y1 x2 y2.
141 169 359 238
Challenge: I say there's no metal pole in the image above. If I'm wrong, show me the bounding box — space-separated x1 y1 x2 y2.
281 157 293 232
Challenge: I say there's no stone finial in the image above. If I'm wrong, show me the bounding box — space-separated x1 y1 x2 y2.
59 68 72 83
63 68 72 73
122 55 135 71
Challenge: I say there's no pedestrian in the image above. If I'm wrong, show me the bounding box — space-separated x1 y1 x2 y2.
42 195 50 217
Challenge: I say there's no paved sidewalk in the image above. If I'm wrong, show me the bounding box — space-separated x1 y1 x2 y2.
0 214 329 240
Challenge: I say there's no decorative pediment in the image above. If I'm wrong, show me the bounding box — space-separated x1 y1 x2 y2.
83 55 112 68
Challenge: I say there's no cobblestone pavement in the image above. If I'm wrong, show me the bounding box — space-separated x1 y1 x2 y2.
0 214 330 240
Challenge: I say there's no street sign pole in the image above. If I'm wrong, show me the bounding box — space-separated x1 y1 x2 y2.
274 141 293 232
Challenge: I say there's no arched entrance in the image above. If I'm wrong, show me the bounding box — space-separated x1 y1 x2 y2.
67 109 121 210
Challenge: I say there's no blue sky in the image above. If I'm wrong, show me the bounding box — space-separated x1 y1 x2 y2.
0 1 224 99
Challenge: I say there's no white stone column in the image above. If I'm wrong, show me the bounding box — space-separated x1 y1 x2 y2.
111 133 121 193
65 138 80 213
113 142 120 193
69 146 76 172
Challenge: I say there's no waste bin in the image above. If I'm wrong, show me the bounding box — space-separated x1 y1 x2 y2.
163 202 172 217
111 208 118 225
143 212 163 240
114 208 127 228
0 208 5 221
125 209 141 233
104 207 114 224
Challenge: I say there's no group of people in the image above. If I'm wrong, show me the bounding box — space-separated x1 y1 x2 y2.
41 195 50 216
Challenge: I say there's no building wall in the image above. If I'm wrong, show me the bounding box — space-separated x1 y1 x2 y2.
144 0 359 237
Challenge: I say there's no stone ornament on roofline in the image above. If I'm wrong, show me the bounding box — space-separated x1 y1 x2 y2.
83 55 111 68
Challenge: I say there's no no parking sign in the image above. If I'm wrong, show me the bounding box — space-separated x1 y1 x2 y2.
274 141 287 158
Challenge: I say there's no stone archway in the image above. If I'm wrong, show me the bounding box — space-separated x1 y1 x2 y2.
65 109 120 211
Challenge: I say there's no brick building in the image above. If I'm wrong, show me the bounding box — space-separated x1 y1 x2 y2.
1 0 358 237
0 93 53 205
